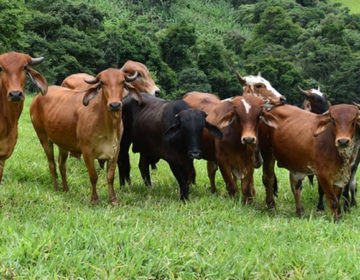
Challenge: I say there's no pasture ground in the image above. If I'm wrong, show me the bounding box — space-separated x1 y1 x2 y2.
1 96 360 279
329 0 360 13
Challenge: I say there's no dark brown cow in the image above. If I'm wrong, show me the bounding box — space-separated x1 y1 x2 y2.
61 60 160 96
184 92 270 202
260 104 360 221
30 68 141 204
0 51 47 203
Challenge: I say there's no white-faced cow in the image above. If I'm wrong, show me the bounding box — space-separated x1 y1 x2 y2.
0 51 47 205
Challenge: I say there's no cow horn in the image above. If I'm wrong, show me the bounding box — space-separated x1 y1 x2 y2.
125 72 138 83
30 56 44 65
317 85 321 91
257 71 262 77
235 71 246 85
298 86 309 96
352 102 360 110
84 77 99 84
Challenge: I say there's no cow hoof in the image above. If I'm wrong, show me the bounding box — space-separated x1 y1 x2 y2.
296 207 305 217
91 198 99 205
266 200 276 209
333 214 342 223
110 199 119 206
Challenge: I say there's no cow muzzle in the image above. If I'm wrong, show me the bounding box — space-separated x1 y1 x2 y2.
188 150 202 159
336 138 350 147
241 136 257 145
109 102 122 112
8 91 23 102
154 89 161 97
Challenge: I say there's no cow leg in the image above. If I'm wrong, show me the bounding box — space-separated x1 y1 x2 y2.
169 161 191 201
207 161 218 193
118 139 131 186
290 173 304 217
58 148 69 192
241 169 255 204
139 154 152 187
343 184 350 212
317 184 325 211
188 161 196 185
0 160 4 207
318 177 342 222
107 158 118 205
41 140 59 191
82 152 99 205
348 169 357 208
262 156 276 209
218 163 238 197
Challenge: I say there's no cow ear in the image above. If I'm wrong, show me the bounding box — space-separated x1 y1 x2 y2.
27 67 48 95
218 111 236 128
314 113 330 137
205 121 223 140
164 122 180 137
125 82 142 103
261 111 279 129
83 84 100 106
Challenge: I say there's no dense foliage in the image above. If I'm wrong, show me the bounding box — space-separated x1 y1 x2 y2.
2 0 359 103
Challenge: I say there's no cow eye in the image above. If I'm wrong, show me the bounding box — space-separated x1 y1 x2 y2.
24 65 28 71
137 72 142 78
255 84 263 89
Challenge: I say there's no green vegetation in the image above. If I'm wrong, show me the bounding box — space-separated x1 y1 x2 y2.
1 97 360 278
2 0 360 103
2 0 360 277
329 0 360 14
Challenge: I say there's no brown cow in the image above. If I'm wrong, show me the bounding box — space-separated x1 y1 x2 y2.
61 60 161 96
184 92 271 202
30 68 141 204
60 73 95 91
260 104 360 221
0 51 47 204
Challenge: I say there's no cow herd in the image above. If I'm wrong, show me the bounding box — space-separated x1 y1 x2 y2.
0 51 359 222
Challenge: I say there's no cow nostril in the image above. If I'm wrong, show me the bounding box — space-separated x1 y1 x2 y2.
109 102 121 111
242 137 256 144
337 139 350 146
188 151 202 159
280 96 286 103
155 90 161 97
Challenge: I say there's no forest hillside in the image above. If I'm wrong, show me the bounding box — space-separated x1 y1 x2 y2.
2 0 360 104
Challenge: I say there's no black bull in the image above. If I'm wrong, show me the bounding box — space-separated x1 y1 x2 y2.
117 94 222 200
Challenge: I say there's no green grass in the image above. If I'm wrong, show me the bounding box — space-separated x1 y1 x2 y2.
329 0 360 14
1 96 360 278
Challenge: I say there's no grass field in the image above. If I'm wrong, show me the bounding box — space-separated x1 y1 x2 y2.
1 96 360 279
329 0 360 14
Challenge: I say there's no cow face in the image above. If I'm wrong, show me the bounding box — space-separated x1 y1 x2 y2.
219 95 267 146
236 72 286 106
165 109 222 159
0 52 47 102
314 105 360 148
121 60 161 97
83 68 142 111
299 87 330 114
